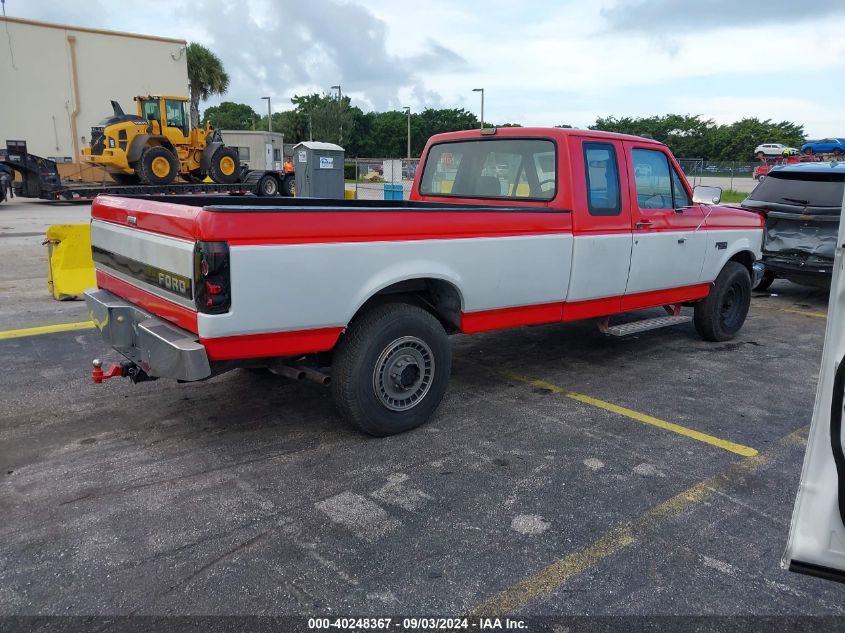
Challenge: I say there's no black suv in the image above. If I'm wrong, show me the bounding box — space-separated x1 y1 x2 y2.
742 162 845 290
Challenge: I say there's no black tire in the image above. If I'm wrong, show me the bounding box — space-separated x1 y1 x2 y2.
256 174 279 196
209 146 240 184
282 174 295 197
835 148 844 156
805 147 814 155
694 262 751 342
331 302 451 437
110 172 140 186
753 269 776 292
137 146 179 185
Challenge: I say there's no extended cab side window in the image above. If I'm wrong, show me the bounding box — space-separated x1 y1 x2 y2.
419 139 556 201
583 142 621 216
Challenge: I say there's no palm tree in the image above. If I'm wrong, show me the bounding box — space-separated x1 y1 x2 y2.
186 43 229 128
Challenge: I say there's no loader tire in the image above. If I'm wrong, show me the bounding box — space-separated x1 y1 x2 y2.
137 146 178 185
209 146 240 184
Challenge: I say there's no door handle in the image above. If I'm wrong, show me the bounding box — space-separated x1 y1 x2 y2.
678 237 687 244
636 220 653 229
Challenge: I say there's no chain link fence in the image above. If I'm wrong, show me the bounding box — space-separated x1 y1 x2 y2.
677 159 759 191
344 158 421 200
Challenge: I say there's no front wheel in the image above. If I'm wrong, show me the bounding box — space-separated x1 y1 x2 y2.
694 261 751 342
208 146 240 184
331 303 451 436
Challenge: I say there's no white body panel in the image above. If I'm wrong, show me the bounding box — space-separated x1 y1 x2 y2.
627 231 708 294
699 229 762 283
566 234 633 301
197 234 574 338
783 202 845 577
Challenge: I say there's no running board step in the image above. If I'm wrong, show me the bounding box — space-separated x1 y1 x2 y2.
599 315 692 337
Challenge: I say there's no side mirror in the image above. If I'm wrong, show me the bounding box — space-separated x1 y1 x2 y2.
692 185 722 205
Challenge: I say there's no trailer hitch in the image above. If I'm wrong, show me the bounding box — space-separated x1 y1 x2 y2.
91 359 154 384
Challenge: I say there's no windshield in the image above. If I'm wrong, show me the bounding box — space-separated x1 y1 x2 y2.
419 138 556 201
746 171 844 209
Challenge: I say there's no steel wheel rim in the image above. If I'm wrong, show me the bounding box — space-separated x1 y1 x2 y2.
720 281 746 328
262 178 276 195
373 336 435 411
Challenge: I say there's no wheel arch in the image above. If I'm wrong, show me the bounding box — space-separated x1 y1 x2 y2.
728 249 756 276
348 274 465 334
126 134 174 164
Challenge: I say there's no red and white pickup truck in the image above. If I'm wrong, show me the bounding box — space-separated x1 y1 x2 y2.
85 127 763 436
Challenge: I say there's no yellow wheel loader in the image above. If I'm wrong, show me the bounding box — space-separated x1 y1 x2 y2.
81 96 240 186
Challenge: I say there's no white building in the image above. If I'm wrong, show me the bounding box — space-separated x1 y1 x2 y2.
0 17 188 162
221 130 295 171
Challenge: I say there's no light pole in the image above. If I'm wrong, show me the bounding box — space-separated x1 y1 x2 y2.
261 96 272 132
331 84 342 144
472 88 484 129
403 106 411 159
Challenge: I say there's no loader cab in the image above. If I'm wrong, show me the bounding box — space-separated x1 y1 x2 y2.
136 96 190 142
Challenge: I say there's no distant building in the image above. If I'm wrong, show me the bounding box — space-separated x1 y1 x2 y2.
0 16 188 163
220 130 294 170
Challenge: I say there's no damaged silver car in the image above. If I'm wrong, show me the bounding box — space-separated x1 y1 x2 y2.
742 162 845 290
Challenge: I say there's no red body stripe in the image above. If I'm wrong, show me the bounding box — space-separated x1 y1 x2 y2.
459 283 711 334
201 327 344 361
460 302 563 334
96 270 199 333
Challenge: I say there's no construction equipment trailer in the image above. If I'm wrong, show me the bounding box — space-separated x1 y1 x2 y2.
0 140 293 203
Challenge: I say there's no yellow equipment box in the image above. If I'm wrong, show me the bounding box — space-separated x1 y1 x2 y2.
45 224 96 300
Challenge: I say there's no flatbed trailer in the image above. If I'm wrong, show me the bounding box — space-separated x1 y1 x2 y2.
0 140 293 203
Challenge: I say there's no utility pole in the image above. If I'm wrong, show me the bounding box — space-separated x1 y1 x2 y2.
308 113 313 142
403 106 411 159
472 88 484 128
331 84 342 144
261 96 272 132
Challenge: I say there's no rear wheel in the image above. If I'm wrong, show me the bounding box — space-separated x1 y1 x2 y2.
256 173 279 196
209 146 240 184
805 148 815 155
694 262 751 342
282 174 295 196
331 303 451 436
137 146 179 185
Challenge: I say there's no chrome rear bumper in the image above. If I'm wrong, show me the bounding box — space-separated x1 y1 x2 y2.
84 288 211 381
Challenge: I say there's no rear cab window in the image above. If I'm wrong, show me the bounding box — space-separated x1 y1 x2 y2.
419 138 556 201
583 142 621 216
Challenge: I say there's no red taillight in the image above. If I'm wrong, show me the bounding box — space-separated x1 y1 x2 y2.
194 241 230 314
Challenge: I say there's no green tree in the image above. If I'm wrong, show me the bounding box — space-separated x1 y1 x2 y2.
186 43 230 128
202 102 259 130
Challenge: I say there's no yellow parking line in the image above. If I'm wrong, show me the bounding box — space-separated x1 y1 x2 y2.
0 321 95 340
505 372 758 457
471 427 805 616
782 308 826 319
